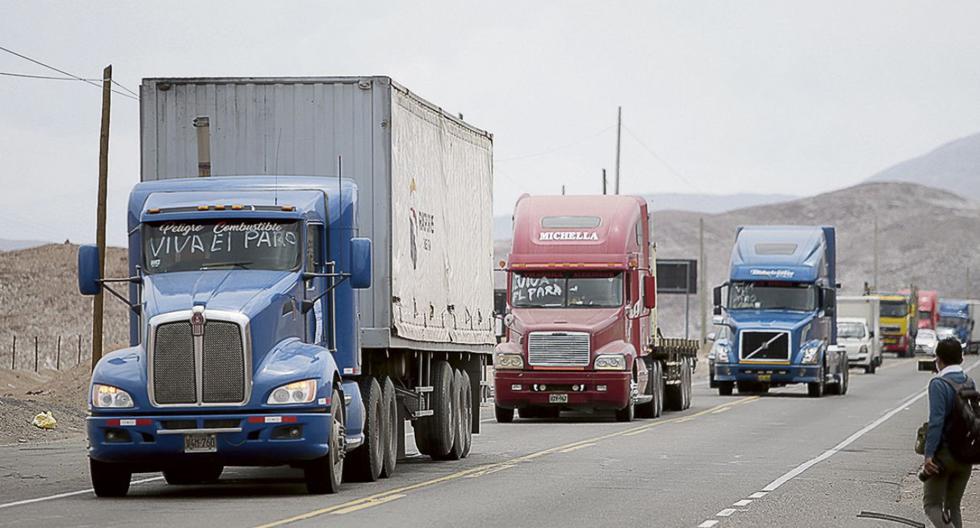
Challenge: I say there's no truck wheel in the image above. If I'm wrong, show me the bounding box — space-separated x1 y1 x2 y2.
379 376 398 478
718 381 734 396
435 369 465 461
495 405 514 423
460 371 473 458
90 458 131 497
865 362 876 375
681 357 693 410
426 360 456 459
653 361 664 417
305 387 345 494
345 378 384 482
636 360 660 418
807 369 825 398
665 364 685 411
839 363 849 395
615 398 635 422
163 464 223 485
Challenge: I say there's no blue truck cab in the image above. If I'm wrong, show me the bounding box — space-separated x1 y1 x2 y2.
711 226 848 398
938 300 973 350
78 176 378 496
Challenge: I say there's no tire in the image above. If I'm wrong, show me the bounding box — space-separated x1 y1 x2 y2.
495 405 514 423
866 361 876 375
736 381 755 394
425 360 456 459
807 368 825 398
379 376 398 479
615 397 635 422
163 464 223 485
636 360 660 419
90 458 131 497
305 387 345 494
460 371 473 458
664 360 686 411
653 361 664 417
839 362 849 395
718 381 734 396
682 357 692 409
436 370 465 461
345 378 383 481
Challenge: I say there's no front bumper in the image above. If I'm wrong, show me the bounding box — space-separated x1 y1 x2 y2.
846 352 870 366
494 370 631 410
87 411 332 469
714 363 822 384
881 335 907 353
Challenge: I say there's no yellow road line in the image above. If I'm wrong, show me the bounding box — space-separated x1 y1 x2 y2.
559 442 597 453
254 396 759 528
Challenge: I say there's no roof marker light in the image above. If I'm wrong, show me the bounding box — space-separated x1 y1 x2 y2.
197 205 209 211
214 204 226 210
281 205 296 212
231 204 244 210
147 208 161 214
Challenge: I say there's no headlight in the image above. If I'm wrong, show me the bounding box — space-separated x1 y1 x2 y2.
92 384 134 408
859 345 868 355
800 342 822 364
495 353 524 370
594 354 627 370
267 379 317 405
712 344 730 364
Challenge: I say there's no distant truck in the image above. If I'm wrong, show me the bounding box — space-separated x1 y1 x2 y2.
879 291 917 358
837 295 881 373
493 195 699 422
938 299 980 354
78 77 494 496
916 290 940 330
712 226 848 398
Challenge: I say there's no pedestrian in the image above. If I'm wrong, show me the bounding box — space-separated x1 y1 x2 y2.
922 338 974 528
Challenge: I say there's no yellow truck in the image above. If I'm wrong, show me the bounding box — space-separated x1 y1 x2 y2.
879 291 917 358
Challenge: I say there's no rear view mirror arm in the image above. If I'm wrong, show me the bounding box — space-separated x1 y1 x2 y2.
98 277 143 315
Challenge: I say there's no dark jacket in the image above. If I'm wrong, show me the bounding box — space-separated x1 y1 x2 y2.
925 369 973 458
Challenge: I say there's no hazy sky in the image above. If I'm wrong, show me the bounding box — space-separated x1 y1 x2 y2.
2 1 979 246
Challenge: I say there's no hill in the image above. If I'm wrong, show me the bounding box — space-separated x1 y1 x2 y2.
0 238 53 252
869 132 980 200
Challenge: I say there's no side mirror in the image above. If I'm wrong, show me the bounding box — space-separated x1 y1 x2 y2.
706 332 717 342
349 238 372 289
78 245 102 296
712 314 725 326
868 330 875 338
643 275 656 309
822 287 836 317
713 285 723 316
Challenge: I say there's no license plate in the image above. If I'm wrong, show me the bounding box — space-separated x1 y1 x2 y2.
757 374 771 382
548 394 568 404
184 433 217 453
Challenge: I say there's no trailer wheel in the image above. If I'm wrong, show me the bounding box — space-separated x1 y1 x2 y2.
163 464 223 485
424 360 456 459
665 357 692 411
345 378 384 481
305 387 344 494
495 405 514 423
380 376 398 478
718 381 734 396
653 361 664 417
460 371 473 458
681 357 693 410
436 369 465 461
90 458 131 497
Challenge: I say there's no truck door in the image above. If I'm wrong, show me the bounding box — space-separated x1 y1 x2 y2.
305 223 326 345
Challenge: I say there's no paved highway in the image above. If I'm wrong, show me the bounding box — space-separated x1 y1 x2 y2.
1 355 972 528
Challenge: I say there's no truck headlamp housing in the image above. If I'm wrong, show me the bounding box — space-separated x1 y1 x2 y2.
267 379 317 405
594 354 627 370
712 343 731 364
495 353 524 370
92 384 134 408
800 342 822 365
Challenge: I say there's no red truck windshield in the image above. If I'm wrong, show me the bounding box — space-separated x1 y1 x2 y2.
511 272 623 308
143 220 302 274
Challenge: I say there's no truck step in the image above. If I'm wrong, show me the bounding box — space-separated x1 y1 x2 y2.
412 410 435 418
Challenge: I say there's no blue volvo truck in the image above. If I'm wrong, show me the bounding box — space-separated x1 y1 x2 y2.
938 299 978 353
77 77 495 496
711 226 848 398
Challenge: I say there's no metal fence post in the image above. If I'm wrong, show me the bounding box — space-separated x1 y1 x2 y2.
57 336 62 370
11 335 15 370
78 335 82 366
34 336 39 372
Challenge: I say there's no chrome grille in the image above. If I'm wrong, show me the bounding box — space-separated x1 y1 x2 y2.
740 331 790 362
527 332 590 367
202 321 245 403
153 322 197 404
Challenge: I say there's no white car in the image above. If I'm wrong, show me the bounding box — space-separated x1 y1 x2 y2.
916 329 938 355
837 317 880 374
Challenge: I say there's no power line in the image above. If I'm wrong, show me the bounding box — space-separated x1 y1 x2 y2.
0 71 103 81
0 45 138 100
621 124 704 194
111 79 139 98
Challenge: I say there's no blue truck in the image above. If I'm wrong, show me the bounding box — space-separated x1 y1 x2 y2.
711 226 848 398
938 299 979 354
77 77 495 496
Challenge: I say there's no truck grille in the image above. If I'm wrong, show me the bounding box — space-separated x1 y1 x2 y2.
527 332 590 367
150 316 248 406
740 331 790 362
880 325 901 335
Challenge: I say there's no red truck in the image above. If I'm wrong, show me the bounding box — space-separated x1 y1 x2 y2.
917 290 940 330
493 194 698 422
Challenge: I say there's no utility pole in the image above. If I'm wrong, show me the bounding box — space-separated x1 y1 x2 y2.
699 217 707 344
872 215 879 293
92 65 111 371
614 106 622 195
602 169 607 195
561 184 566 196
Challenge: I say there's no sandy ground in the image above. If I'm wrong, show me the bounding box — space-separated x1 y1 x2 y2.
0 365 90 446
897 451 980 527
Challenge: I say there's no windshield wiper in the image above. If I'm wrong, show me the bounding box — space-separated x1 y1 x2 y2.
200 261 253 270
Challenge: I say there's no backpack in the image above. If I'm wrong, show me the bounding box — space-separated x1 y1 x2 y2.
937 376 980 464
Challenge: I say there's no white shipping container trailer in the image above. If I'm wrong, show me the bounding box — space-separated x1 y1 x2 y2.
838 295 882 372
139 76 494 439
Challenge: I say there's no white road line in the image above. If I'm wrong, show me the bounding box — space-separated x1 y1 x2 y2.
748 491 767 499
698 521 720 527
0 476 164 510
716 508 737 517
733 499 752 507
761 359 980 493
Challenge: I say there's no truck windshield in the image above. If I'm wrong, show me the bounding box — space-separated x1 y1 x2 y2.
838 322 866 339
918 310 932 322
881 301 908 317
939 316 968 330
143 220 301 274
728 281 816 312
511 272 623 308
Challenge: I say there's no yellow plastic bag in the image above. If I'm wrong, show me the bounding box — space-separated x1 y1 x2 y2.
31 411 57 430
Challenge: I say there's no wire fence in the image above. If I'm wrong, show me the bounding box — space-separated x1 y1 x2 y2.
6 335 93 372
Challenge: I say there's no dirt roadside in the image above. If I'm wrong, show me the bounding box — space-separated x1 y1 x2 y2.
899 461 980 527
0 366 90 446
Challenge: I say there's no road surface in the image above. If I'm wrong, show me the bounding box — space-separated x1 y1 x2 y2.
1 355 972 527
